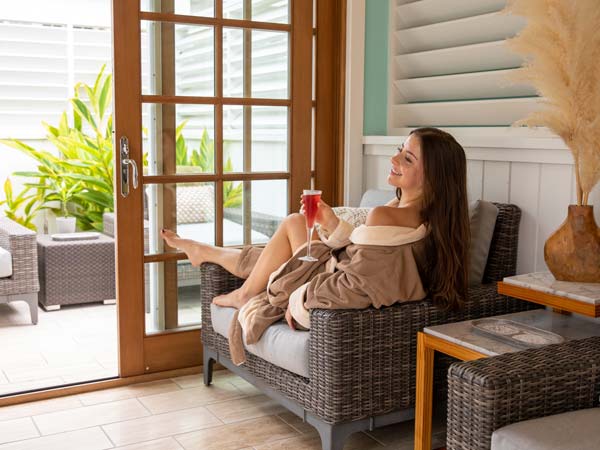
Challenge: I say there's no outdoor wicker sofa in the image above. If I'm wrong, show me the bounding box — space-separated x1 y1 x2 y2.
200 202 539 450
0 217 39 324
446 336 600 450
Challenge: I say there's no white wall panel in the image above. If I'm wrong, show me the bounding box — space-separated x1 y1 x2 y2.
536 164 573 272
466 160 483 203
482 161 510 203
510 162 541 274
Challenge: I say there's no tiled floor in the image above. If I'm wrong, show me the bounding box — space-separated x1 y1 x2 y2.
0 302 118 396
0 288 201 396
0 370 447 449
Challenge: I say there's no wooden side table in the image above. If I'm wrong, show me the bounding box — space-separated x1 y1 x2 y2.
499 271 600 317
413 309 600 450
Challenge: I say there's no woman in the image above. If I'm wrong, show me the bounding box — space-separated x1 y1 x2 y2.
161 127 469 346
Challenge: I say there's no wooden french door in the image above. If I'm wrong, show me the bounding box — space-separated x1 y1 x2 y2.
112 0 344 377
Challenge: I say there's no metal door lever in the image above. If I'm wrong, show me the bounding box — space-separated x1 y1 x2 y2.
120 136 139 198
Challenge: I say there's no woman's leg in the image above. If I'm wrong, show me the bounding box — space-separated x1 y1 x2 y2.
160 230 244 277
213 213 318 309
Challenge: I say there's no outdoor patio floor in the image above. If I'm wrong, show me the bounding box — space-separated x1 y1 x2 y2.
0 290 202 397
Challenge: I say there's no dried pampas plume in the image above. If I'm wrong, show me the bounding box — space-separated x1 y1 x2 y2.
505 0 600 205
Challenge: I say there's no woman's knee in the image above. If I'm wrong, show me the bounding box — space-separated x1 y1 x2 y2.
285 213 305 230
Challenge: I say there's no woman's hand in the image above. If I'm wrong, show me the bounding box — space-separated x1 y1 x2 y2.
285 306 296 330
300 196 339 233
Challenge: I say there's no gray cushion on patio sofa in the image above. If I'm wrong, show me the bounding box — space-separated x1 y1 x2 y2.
210 303 310 378
491 408 600 450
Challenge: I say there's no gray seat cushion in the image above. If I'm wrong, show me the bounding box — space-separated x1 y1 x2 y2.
491 408 600 450
211 304 310 378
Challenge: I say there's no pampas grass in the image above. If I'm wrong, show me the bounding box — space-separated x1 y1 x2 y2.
505 0 600 205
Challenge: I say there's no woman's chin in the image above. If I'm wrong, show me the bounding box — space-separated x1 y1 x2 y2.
386 176 401 188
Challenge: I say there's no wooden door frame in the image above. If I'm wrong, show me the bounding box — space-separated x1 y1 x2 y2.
113 0 146 377
315 0 347 206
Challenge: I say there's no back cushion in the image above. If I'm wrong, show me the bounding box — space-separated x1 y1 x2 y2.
468 200 499 285
176 185 215 224
321 200 499 286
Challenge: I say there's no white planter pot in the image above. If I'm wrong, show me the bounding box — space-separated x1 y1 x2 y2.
55 217 76 234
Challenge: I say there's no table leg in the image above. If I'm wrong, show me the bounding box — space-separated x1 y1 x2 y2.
414 331 435 450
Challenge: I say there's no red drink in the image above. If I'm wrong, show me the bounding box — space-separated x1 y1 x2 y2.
302 190 321 228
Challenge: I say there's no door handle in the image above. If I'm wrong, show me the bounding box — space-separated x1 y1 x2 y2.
120 136 139 198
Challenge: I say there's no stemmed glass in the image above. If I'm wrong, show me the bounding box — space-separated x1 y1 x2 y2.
299 189 322 262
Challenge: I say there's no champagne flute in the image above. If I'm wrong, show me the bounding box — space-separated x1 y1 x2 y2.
299 189 322 262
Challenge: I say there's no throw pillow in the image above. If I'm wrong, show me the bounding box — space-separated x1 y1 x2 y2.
468 200 499 285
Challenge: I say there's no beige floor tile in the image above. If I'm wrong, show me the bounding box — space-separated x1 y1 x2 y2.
0 354 47 371
78 379 181 406
170 369 234 389
276 411 318 435
0 427 112 450
102 406 222 447
33 398 150 435
170 373 205 389
0 418 39 445
114 437 184 450
365 419 446 449
0 395 82 422
4 362 107 383
206 394 286 424
0 378 64 396
225 376 262 396
175 415 299 450
253 431 383 450
139 382 245 414
60 368 118 384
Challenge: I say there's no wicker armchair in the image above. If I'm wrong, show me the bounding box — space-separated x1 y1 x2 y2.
446 336 600 450
200 203 539 450
0 218 39 324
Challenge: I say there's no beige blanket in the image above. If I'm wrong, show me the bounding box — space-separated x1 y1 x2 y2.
226 219 428 365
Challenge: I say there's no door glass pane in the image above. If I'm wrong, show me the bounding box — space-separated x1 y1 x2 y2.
223 0 244 19
223 27 244 97
145 182 216 258
141 0 215 18
251 179 287 245
223 105 244 172
143 103 215 176
141 21 214 97
222 180 245 246
252 30 288 99
144 260 202 334
251 106 288 172
252 0 290 24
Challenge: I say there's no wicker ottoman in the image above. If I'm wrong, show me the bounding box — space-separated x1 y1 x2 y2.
37 234 116 310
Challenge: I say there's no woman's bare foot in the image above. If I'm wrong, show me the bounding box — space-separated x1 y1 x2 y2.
160 229 181 248
212 287 250 309
160 229 207 266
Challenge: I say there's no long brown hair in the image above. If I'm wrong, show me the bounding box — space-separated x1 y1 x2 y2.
396 128 469 309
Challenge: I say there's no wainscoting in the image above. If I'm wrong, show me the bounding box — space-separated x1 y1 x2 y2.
362 133 600 275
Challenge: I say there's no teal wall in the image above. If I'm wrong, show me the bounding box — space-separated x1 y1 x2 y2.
363 0 389 135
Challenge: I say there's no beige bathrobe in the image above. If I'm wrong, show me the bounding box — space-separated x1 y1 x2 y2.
226 219 429 365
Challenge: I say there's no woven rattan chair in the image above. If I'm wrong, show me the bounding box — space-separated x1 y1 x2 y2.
200 203 539 450
0 218 39 324
446 336 600 450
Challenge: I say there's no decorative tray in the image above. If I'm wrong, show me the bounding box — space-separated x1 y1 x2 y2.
471 318 565 349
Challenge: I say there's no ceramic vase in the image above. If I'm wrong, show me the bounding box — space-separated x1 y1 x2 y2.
544 205 600 282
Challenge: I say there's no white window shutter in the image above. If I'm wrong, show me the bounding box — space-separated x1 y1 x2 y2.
390 0 538 133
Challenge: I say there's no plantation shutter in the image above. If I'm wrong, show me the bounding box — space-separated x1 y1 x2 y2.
390 0 539 133
0 21 111 139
